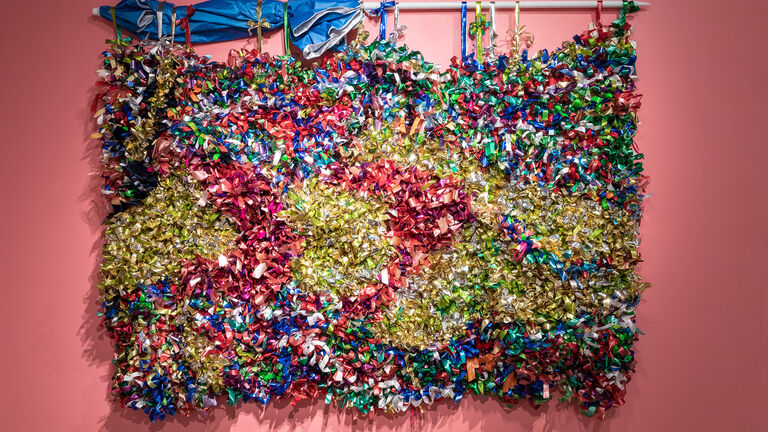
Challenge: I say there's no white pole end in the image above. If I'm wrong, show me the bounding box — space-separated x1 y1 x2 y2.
92 7 100 17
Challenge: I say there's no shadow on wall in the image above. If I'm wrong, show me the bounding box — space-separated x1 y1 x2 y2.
90 385 603 432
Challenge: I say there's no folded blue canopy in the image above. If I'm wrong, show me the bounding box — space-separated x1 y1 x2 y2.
290 1 364 58
96 0 365 58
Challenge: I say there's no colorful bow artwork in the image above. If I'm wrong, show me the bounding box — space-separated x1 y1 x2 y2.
92 1 646 423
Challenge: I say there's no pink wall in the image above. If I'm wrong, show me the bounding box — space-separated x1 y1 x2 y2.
1 0 766 430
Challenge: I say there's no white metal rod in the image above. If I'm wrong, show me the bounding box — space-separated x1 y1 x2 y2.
93 2 649 16
362 1 650 10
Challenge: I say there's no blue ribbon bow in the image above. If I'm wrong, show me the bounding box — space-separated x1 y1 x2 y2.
460 2 467 59
370 1 395 40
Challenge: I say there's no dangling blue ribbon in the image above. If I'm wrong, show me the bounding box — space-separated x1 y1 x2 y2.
460 2 467 59
372 1 395 40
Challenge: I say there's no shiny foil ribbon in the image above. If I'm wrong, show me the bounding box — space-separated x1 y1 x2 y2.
93 1 645 422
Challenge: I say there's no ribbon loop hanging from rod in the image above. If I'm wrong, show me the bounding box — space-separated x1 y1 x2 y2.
388 2 406 45
110 7 122 43
460 1 467 60
156 1 164 40
170 6 176 43
514 0 520 56
470 1 486 62
283 1 289 55
509 0 534 59
486 2 496 61
176 6 194 47
371 1 395 40
596 0 604 28
252 0 271 54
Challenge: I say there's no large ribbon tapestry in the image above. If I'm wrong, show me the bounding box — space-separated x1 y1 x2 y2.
93 2 646 422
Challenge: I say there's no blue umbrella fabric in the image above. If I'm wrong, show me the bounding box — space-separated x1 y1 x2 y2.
96 0 365 59
96 0 285 44
288 0 364 59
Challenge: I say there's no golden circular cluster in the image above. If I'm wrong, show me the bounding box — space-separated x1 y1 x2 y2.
372 212 642 348
281 178 397 298
100 172 239 292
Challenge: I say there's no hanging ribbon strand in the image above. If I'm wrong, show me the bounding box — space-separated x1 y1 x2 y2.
176 6 195 47
283 1 289 55
170 6 176 44
596 0 604 29
387 2 406 45
484 2 497 61
156 2 164 40
460 2 467 60
348 18 370 54
469 1 487 62
370 1 395 40
612 0 640 36
513 0 520 56
247 0 272 54
514 1 519 55
109 6 128 45
156 3 178 51
144 1 166 54
509 0 533 59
